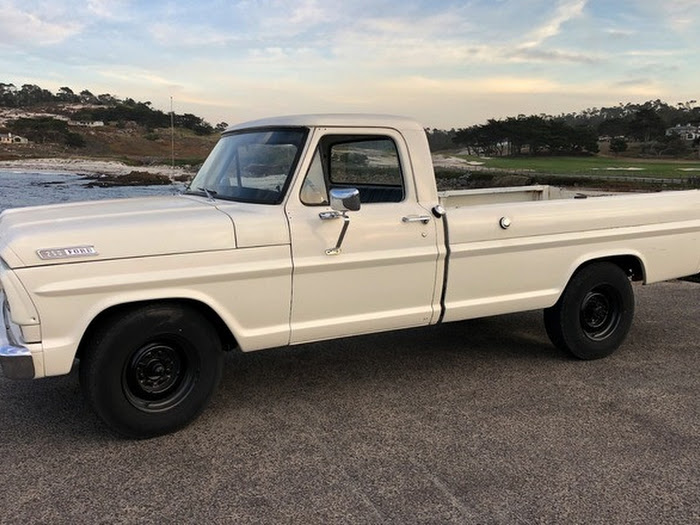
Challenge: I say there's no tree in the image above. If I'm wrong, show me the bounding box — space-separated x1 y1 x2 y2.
8 117 70 143
455 116 599 157
657 134 690 156
597 117 628 138
79 89 98 104
65 131 86 148
0 83 18 106
97 93 117 105
454 124 503 156
425 128 457 151
17 84 54 106
609 137 628 154
57 87 79 102
626 107 666 142
568 125 600 154
175 113 214 135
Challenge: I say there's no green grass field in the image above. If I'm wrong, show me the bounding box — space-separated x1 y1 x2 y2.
454 154 700 179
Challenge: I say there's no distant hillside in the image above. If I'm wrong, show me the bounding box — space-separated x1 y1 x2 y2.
427 99 700 159
0 82 227 133
0 82 223 166
4 82 700 163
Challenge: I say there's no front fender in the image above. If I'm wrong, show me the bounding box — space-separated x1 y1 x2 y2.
15 247 292 377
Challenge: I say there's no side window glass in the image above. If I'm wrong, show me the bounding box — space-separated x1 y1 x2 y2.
329 138 404 203
300 148 329 205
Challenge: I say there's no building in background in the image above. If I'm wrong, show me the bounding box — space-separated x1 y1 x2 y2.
666 124 700 141
0 133 29 144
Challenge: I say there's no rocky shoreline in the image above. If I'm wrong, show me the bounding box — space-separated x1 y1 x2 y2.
0 158 194 186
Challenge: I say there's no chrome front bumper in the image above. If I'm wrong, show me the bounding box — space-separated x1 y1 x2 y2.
0 342 34 379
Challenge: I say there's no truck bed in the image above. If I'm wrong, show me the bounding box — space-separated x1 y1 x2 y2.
438 184 585 207
438 187 700 325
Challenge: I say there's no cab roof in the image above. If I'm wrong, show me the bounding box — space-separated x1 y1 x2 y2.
225 114 424 133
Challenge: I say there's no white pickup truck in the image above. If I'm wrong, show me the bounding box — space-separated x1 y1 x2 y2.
2 114 699 437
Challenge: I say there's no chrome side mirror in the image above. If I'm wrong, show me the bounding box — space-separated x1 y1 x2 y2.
330 188 361 212
323 188 360 255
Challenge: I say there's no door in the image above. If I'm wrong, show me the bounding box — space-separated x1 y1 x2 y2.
285 128 441 344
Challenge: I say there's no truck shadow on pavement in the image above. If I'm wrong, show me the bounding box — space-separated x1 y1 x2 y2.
208 311 568 421
0 310 563 440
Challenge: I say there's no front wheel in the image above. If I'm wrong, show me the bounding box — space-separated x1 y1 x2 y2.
80 303 223 438
544 262 635 360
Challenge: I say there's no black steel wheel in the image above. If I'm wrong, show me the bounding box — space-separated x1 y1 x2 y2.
80 303 223 438
544 262 635 360
122 340 197 412
579 286 622 341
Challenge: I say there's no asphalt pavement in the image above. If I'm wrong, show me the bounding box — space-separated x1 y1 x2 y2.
1 281 698 524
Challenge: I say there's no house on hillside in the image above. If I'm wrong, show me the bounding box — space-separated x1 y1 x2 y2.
666 124 700 141
0 133 29 144
68 120 104 127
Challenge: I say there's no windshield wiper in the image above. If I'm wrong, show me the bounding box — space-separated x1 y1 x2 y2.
186 186 218 201
201 187 218 200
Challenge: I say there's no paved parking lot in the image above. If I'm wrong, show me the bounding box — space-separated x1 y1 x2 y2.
1 281 698 524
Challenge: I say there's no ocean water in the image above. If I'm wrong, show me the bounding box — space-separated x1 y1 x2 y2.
0 170 182 213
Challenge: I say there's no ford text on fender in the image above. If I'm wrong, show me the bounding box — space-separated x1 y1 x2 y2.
1 115 699 438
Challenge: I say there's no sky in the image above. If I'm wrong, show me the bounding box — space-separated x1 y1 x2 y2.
1 0 699 129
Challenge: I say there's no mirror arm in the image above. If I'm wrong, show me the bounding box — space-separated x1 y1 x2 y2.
323 187 360 255
325 213 351 256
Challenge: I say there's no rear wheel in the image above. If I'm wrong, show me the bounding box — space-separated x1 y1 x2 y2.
544 262 634 360
80 303 223 438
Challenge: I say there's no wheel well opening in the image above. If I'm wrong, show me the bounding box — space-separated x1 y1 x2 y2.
582 255 645 282
76 299 239 360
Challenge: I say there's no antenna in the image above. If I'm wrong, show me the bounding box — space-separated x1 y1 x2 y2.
170 96 175 169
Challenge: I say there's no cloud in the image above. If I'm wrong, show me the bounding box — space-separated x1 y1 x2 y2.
520 0 587 48
615 77 651 87
659 0 700 31
604 28 635 38
0 0 697 129
0 4 83 45
98 68 176 87
380 74 667 103
507 48 599 64
609 78 662 97
631 0 700 33
623 49 686 58
147 1 336 48
286 0 334 26
214 0 338 40
148 22 243 47
129 1 597 72
87 0 133 21
384 76 564 95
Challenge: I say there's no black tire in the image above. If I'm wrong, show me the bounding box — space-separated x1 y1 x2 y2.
544 262 634 360
80 303 223 438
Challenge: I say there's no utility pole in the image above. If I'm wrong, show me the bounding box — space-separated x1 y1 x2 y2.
170 96 175 169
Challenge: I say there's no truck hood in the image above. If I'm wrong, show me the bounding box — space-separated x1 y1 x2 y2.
0 195 237 268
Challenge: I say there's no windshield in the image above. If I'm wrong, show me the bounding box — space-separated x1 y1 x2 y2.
187 127 308 204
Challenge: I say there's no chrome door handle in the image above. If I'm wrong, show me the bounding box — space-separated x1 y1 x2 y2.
319 211 342 220
401 215 431 224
